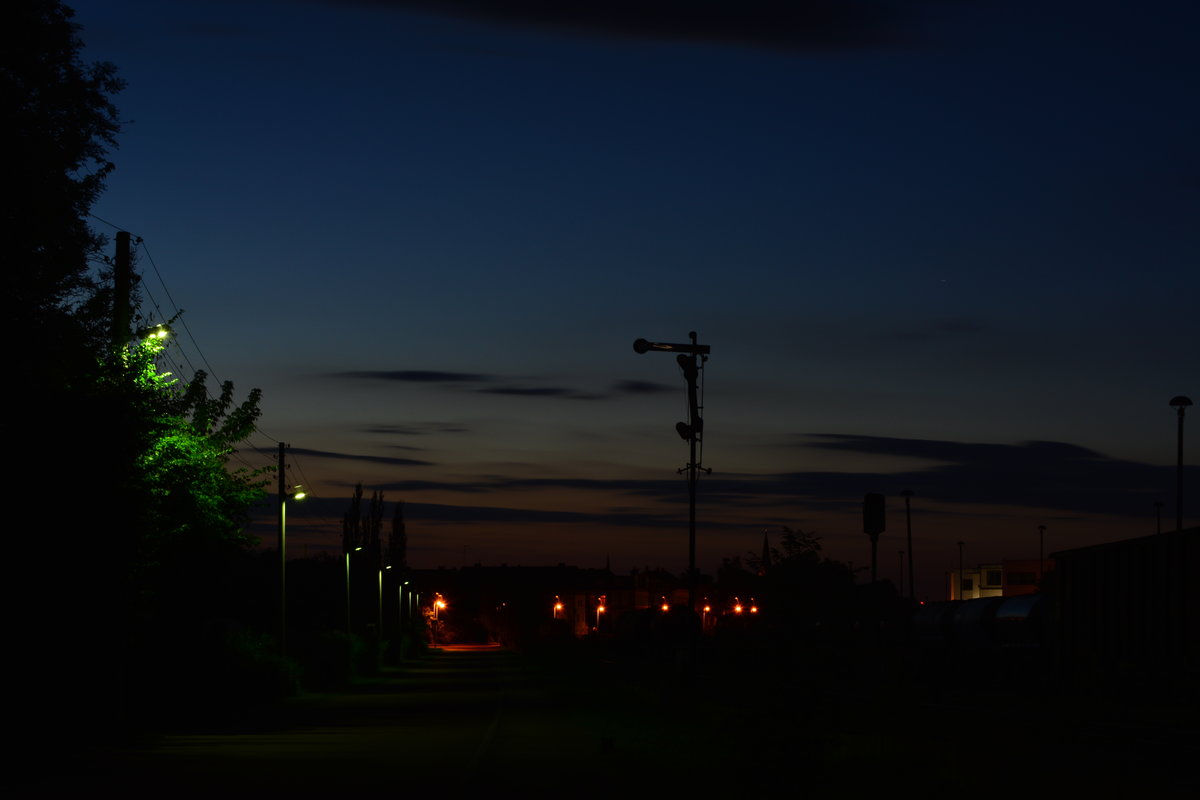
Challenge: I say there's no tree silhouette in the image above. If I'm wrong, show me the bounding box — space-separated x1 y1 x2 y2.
343 482 364 553
8 3 276 740
743 526 858 635
366 489 385 556
388 500 408 571
6 0 123 332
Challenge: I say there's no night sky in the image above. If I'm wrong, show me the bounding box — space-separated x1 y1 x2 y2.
71 0 1197 599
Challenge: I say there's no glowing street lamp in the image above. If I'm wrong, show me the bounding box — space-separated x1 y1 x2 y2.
276 442 305 655
432 593 447 645
553 596 564 620
596 598 606 631
379 563 392 639
345 545 363 634
399 579 410 628
135 322 171 343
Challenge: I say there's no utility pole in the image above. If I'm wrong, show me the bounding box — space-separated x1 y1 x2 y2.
863 493 885 584
901 489 914 601
1170 396 1192 532
278 443 287 654
112 231 132 348
633 333 711 612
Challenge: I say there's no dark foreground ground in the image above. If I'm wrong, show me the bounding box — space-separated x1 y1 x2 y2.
14 640 1200 798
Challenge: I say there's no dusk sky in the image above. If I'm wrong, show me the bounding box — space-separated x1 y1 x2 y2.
71 0 1196 600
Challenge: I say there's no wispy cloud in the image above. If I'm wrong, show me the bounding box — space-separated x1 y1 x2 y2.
331 368 610 400
363 423 471 435
332 370 492 383
800 434 1175 516
289 447 434 467
477 385 605 400
356 433 1186 519
612 379 675 395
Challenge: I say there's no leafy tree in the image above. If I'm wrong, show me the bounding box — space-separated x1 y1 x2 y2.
743 526 858 633
130 362 270 607
4 0 123 336
7 2 127 747
7 2 273 738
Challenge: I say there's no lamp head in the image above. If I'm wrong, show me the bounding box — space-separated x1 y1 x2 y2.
136 323 172 341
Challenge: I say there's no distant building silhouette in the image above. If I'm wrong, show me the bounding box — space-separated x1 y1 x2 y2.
947 559 1054 600
1053 527 1198 697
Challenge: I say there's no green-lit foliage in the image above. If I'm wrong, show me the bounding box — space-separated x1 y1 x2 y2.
10 1 277 737
129 339 269 552
92 328 272 645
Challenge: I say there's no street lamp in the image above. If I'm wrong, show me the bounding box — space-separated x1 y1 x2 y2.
277 453 305 655
1170 396 1192 532
397 579 410 659
432 593 447 645
379 563 392 640
345 545 362 634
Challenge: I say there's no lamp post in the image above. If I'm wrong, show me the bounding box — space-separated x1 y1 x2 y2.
1170 396 1192 532
433 594 446 645
900 489 914 602
345 545 362 634
897 550 905 596
379 564 391 640
633 332 711 612
277 440 305 655
401 580 410 628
